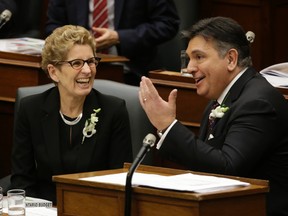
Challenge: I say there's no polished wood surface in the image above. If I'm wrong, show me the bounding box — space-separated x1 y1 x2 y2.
0 51 128 178
53 164 268 216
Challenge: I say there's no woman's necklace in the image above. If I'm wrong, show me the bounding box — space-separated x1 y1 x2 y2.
59 110 83 126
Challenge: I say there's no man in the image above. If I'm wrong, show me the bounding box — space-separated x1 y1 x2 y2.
139 17 288 215
45 0 180 85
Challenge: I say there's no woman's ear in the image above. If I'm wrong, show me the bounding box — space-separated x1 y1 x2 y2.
47 64 59 83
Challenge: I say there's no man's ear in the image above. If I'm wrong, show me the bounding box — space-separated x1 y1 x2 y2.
47 64 59 83
226 49 238 71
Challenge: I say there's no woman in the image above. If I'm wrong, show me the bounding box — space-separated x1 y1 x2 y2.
11 25 133 204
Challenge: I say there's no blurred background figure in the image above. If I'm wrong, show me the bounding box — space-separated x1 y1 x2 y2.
45 0 180 85
0 0 17 38
13 0 44 38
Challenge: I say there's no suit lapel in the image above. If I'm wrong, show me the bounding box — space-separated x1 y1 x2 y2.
199 67 257 141
76 90 101 171
68 0 89 27
114 0 125 28
228 67 257 104
41 88 63 173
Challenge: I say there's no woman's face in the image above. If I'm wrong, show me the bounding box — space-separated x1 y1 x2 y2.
48 44 97 99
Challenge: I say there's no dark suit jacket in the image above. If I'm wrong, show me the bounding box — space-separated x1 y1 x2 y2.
11 87 133 204
159 67 288 215
45 0 180 77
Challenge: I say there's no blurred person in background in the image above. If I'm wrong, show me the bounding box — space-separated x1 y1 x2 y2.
0 0 17 38
45 0 180 85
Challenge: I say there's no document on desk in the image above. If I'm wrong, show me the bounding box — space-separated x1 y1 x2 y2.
0 37 44 55
80 172 250 193
260 62 288 88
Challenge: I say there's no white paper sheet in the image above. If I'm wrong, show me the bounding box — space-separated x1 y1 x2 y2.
80 172 250 193
260 62 288 88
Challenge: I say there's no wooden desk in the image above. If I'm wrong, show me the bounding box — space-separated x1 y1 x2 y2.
0 51 128 178
53 164 268 216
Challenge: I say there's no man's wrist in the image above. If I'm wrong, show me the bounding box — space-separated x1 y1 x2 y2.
156 120 178 139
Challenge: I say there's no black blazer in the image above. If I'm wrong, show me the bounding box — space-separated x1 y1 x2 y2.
11 87 133 204
159 67 288 215
45 0 180 77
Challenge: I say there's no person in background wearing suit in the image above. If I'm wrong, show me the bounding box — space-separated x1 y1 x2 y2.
139 17 288 215
11 25 133 204
0 0 17 38
45 0 180 86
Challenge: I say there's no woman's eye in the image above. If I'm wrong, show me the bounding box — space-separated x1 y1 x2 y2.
72 60 82 67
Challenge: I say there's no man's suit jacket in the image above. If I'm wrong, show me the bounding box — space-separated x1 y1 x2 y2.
159 67 288 215
45 0 180 77
11 87 133 204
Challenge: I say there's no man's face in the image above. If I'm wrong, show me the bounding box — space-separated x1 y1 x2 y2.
186 36 233 100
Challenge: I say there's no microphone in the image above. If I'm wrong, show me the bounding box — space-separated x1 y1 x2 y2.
0 9 12 29
124 133 156 216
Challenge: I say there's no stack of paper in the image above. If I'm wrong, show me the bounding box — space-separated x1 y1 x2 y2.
260 62 288 88
80 172 250 193
0 37 44 55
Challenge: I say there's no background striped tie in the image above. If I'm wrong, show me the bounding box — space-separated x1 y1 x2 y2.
93 0 109 29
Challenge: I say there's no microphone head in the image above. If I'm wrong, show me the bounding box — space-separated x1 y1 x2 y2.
1 9 12 21
143 133 156 148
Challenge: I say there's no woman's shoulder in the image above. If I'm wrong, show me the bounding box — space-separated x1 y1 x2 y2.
18 86 58 110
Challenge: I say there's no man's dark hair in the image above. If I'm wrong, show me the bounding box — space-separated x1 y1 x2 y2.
182 16 253 68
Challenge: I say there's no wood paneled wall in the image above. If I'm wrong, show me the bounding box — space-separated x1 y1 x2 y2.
199 0 288 71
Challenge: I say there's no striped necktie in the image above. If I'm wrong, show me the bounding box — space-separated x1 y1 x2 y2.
206 101 220 139
93 0 109 29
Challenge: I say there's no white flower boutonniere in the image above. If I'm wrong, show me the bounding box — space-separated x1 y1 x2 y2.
82 108 101 144
209 105 229 120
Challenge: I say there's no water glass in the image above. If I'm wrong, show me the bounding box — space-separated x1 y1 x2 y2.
180 50 192 77
7 189 25 216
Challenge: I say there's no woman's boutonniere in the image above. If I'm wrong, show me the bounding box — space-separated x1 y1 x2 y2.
209 105 229 120
82 108 101 144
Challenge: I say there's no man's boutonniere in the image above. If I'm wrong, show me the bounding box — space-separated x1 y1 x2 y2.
209 104 229 120
82 108 101 144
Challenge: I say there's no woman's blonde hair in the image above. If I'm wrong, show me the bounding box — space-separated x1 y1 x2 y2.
41 25 96 75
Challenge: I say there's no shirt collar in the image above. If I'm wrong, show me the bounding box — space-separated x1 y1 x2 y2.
217 68 247 105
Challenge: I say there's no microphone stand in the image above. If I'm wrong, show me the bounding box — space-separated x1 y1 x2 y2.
124 134 156 216
124 143 149 216
124 161 137 216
